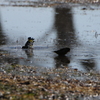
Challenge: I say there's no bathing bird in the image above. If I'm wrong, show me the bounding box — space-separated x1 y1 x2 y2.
22 37 70 56
54 47 70 56
22 37 34 49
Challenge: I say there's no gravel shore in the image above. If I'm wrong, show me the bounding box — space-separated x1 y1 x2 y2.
0 61 100 99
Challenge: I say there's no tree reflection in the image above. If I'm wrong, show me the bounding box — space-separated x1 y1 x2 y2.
54 7 75 68
0 11 6 45
0 6 97 71
54 7 96 71
54 7 75 47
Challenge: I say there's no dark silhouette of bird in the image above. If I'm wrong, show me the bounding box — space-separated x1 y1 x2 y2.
22 37 34 49
54 47 70 56
22 37 70 56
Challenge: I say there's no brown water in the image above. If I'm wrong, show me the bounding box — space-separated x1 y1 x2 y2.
0 3 100 72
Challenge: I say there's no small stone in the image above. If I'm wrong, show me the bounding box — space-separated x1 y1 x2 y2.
0 91 4 97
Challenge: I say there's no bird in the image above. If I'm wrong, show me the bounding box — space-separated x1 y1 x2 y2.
22 37 35 49
54 47 70 56
22 38 70 56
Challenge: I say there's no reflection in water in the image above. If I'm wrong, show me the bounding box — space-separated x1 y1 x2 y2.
0 50 19 65
3 57 19 65
54 8 75 68
54 56 70 68
0 11 6 45
23 49 34 58
0 6 100 72
71 7 100 71
0 7 55 46
54 8 75 47
81 59 96 71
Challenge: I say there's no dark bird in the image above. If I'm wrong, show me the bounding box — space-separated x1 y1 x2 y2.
54 47 70 56
22 37 34 49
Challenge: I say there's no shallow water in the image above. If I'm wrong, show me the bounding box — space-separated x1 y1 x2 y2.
0 4 100 72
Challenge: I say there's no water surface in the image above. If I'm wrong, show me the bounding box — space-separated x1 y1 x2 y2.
0 5 100 72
